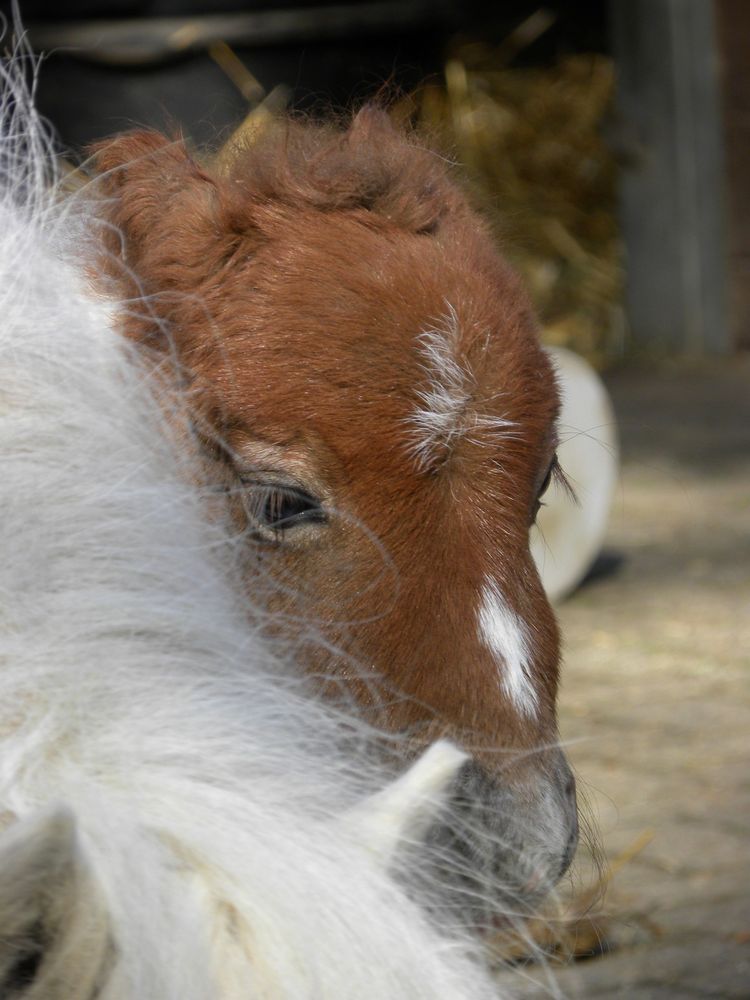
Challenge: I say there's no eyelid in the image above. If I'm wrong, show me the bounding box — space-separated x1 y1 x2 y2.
233 457 331 506
236 469 313 495
535 454 557 498
241 480 328 533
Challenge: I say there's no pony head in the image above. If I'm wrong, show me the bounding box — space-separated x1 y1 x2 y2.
91 107 578 920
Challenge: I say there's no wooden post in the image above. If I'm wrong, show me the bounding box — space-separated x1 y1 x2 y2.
715 0 750 350
609 0 730 354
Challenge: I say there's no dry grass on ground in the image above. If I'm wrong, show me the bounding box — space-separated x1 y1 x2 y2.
498 359 750 999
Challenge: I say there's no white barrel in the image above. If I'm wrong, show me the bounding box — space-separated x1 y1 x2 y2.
531 347 619 602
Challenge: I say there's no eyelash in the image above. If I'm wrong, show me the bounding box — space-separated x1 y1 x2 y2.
533 455 576 522
240 481 327 541
549 457 576 500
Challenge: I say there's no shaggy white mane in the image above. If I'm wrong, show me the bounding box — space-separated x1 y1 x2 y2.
0 48 503 999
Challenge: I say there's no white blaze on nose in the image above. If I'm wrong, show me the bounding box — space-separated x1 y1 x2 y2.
477 578 538 717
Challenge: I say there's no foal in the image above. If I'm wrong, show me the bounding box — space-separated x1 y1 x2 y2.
92 106 578 915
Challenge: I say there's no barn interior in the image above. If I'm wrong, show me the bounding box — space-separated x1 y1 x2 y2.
5 1 749 996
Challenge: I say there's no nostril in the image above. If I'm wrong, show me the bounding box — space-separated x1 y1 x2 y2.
559 817 579 878
564 774 577 801
569 813 579 849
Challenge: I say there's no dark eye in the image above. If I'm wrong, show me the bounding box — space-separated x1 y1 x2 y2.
538 461 555 499
242 483 327 541
532 455 559 523
532 454 576 523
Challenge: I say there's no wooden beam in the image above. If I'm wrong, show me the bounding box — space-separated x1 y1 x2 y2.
609 0 730 354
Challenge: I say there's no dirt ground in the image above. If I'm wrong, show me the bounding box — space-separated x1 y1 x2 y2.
503 359 750 999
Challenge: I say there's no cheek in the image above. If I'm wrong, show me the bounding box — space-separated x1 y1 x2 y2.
239 527 396 630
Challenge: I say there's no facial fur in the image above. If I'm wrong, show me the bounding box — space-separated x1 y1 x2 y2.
90 107 577 909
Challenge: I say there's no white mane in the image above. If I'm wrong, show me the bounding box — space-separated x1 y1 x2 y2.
0 49 501 999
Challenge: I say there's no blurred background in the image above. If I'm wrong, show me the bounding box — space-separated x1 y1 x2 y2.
4 1 748 995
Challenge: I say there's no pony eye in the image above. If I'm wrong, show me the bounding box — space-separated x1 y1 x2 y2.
532 455 559 523
538 460 556 501
242 483 327 541
532 454 575 524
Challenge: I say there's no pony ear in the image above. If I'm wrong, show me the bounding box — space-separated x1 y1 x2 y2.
343 740 467 868
90 130 223 295
0 809 111 998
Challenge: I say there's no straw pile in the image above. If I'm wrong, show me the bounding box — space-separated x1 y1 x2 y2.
404 45 625 365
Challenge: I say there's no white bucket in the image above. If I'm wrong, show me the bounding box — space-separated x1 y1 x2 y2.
531 347 619 602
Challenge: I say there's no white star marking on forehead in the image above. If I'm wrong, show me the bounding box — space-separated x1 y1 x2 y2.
406 304 515 473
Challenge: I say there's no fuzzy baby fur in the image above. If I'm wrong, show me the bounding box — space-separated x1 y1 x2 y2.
0 50 503 1000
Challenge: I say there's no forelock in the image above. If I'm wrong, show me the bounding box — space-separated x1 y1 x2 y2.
218 107 463 236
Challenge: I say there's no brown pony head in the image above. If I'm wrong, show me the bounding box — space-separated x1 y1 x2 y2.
91 107 577 922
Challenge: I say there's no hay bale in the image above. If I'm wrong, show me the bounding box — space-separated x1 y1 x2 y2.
410 47 625 365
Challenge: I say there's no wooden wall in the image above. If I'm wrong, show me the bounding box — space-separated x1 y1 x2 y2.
609 0 730 355
716 0 750 350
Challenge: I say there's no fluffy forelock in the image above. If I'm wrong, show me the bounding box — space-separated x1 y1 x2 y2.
218 107 464 236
